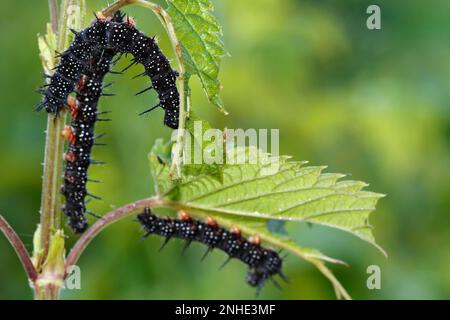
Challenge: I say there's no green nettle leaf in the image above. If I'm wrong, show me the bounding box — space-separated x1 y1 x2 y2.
182 114 225 181
166 0 227 111
149 142 385 299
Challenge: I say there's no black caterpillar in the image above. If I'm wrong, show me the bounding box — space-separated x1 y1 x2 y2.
61 48 116 232
37 12 179 233
37 11 179 128
137 209 286 292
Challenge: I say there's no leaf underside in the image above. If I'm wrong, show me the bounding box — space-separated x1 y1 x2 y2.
166 0 227 111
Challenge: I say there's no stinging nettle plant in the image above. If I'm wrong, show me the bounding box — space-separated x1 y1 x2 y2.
0 0 385 300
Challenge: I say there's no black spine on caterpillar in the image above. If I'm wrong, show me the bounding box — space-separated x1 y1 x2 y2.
37 12 180 129
137 209 285 292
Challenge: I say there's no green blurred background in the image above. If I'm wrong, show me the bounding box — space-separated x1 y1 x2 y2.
1 0 449 299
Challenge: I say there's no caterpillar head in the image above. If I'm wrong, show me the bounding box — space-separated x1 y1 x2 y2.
137 208 158 233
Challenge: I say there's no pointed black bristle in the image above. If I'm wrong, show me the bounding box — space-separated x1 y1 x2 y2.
97 118 112 121
109 70 123 75
135 86 153 96
201 247 212 261
278 271 289 283
90 160 108 165
139 232 151 242
93 11 102 20
256 280 266 297
103 82 114 89
94 133 106 140
87 178 101 183
87 192 102 200
111 55 122 65
138 104 160 116
86 210 103 220
219 256 232 270
101 93 115 97
181 240 192 256
132 71 148 79
121 60 137 72
270 277 282 290
96 110 111 115
159 237 171 252
35 101 46 112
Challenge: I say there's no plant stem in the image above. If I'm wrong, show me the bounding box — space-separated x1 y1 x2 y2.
36 1 84 300
102 0 187 178
39 115 65 259
65 196 163 269
39 0 68 260
48 0 59 32
101 0 134 16
0 215 38 281
34 284 60 300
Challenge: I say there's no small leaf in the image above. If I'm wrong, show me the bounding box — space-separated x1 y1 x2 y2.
149 139 175 193
31 224 44 269
182 114 225 181
36 230 66 289
166 0 227 111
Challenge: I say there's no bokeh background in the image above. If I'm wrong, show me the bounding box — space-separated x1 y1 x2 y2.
1 0 449 299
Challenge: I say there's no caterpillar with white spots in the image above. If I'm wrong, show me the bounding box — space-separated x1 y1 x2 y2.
61 48 115 232
37 11 179 128
37 11 179 233
138 209 287 292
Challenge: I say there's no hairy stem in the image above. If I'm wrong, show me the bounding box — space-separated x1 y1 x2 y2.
39 0 76 264
36 1 85 300
65 196 163 269
0 215 38 281
39 114 66 258
102 0 187 178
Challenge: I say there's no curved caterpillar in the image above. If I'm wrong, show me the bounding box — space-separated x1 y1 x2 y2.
37 12 179 232
137 209 286 292
37 11 179 128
